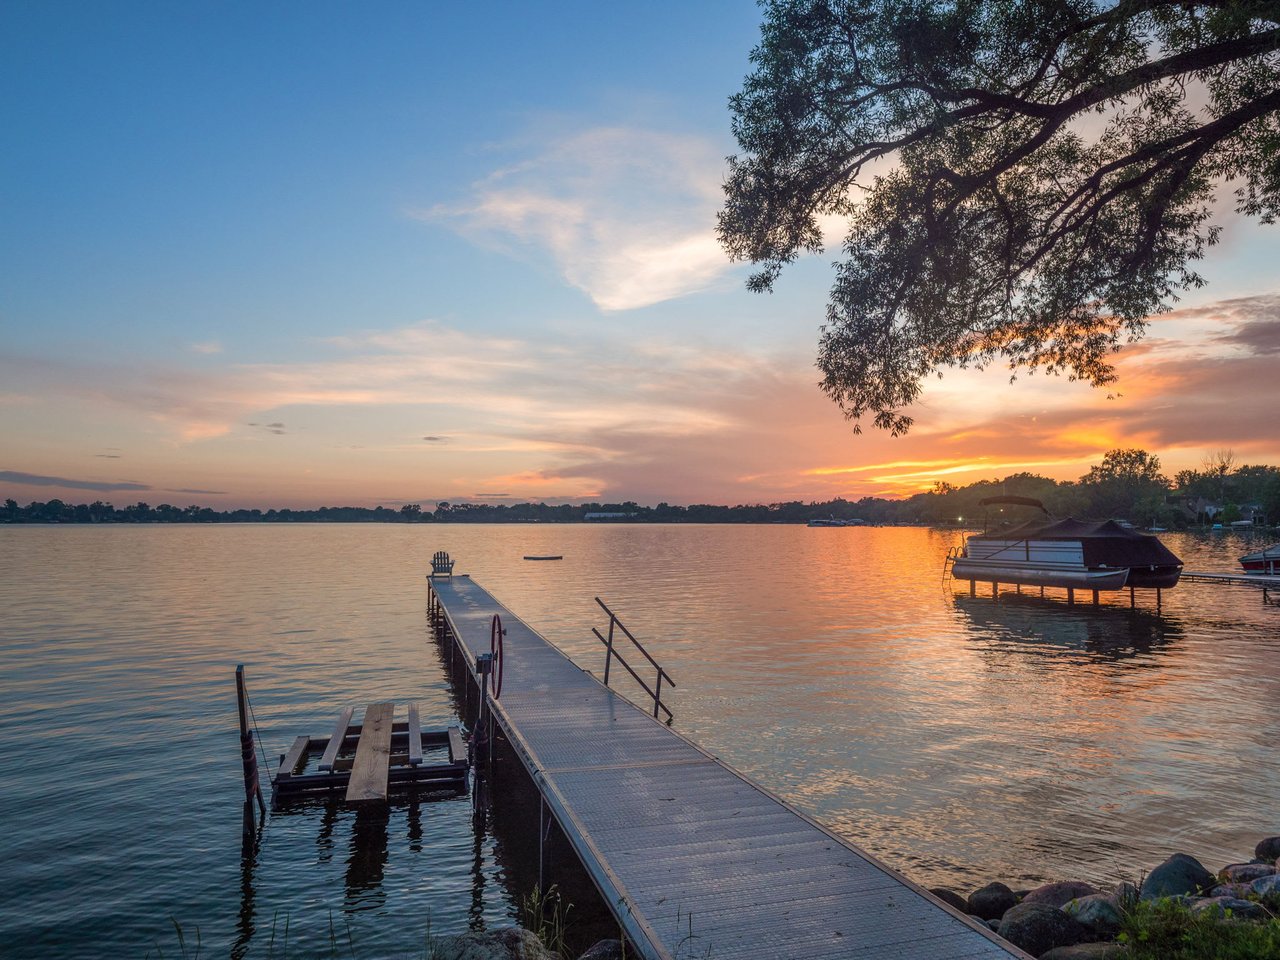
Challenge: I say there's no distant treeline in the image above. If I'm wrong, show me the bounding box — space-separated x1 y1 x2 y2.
5 449 1279 527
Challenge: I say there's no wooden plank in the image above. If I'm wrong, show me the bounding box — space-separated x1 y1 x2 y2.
447 725 466 765
276 735 310 781
407 702 423 766
346 702 394 803
318 706 354 772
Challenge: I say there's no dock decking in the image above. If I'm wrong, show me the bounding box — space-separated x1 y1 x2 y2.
429 575 1028 960
271 702 468 801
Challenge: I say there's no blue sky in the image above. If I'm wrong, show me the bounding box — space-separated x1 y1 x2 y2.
3 1 1279 509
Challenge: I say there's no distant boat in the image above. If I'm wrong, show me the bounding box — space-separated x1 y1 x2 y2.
949 497 1183 591
807 518 847 527
523 555 563 561
1239 544 1280 575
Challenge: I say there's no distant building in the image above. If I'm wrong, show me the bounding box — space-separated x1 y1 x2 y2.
583 512 634 521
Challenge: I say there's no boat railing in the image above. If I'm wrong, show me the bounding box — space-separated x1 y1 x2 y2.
592 598 675 724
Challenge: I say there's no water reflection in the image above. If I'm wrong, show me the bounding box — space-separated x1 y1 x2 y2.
952 592 1183 661
232 826 262 960
345 805 390 906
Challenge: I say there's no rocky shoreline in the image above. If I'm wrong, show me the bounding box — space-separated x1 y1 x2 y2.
920 835 1280 958
421 836 1280 960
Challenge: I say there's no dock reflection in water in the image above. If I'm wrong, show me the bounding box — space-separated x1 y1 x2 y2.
952 592 1183 661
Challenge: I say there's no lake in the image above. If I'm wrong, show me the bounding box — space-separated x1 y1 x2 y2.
1 524 1276 957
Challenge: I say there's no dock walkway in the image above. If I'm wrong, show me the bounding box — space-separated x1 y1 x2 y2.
429 575 1027 960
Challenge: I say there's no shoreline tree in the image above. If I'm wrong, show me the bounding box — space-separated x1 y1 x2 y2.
719 0 1280 433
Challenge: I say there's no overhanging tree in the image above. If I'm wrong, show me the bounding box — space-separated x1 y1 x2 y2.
719 0 1280 433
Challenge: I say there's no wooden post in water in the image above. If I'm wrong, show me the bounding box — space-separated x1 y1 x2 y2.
236 665 267 836
1067 587 1075 605
1092 589 1100 605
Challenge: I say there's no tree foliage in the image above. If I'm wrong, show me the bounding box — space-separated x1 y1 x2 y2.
720 0 1280 432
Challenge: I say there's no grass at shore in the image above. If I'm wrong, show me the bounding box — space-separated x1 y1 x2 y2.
1119 897 1280 960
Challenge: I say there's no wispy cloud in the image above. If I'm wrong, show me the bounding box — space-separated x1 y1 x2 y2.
5 292 1278 506
190 341 223 355
0 470 150 492
424 127 733 310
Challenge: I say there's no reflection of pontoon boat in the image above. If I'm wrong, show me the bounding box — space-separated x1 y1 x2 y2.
952 593 1181 654
950 497 1183 591
1240 543 1280 575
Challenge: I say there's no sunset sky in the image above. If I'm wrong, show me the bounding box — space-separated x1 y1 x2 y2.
4 2 1280 510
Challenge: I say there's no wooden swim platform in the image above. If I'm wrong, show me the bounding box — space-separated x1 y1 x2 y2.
429 575 1028 960
271 702 468 802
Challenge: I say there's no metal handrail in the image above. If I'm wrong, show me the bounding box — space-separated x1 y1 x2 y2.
592 597 675 723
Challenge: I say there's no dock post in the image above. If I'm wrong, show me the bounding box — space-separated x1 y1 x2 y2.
1092 589 1099 605
1157 588 1162 612
1067 588 1075 605
1129 587 1135 608
992 581 998 600
235 665 267 836
969 580 975 596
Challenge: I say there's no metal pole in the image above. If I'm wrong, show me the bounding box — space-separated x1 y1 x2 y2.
235 665 267 832
604 616 615 687
653 671 662 719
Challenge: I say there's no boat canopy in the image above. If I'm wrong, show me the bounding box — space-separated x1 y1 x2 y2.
979 517 1182 568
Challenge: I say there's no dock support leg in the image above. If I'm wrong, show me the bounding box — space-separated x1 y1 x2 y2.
1092 589 1100 605
1016 584 1022 595
1157 588 1162 612
992 581 998 600
1067 588 1075 605
1129 587 1135 608
969 580 976 596
235 666 267 837
1040 586 1045 598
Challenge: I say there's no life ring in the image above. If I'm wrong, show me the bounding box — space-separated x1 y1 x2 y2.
489 613 504 699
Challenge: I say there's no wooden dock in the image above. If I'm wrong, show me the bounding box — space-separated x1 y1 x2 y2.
1181 570 1280 601
271 702 468 802
428 574 1028 960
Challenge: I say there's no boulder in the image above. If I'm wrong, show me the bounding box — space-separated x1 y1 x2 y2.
1191 897 1271 922
1041 944 1131 960
968 881 1018 920
429 927 557 960
930 887 969 912
1140 853 1214 900
1251 873 1280 897
1209 882 1255 899
1063 893 1125 939
1256 837 1280 861
997 902 1088 957
1219 862 1276 883
1024 881 1100 909
577 941 625 960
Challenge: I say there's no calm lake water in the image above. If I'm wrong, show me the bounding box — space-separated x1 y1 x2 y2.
1 524 1277 957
